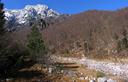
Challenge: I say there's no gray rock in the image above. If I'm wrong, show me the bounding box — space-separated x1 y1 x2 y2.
48 67 53 73
84 76 89 80
79 77 85 80
90 80 95 82
6 78 13 82
107 79 116 82
97 77 107 82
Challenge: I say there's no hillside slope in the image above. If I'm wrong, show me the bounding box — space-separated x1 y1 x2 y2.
11 8 128 57
42 8 128 56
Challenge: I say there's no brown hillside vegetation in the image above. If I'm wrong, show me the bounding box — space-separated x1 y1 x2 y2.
11 8 128 57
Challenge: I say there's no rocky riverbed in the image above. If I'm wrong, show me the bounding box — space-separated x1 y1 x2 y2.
79 58 128 79
52 56 128 80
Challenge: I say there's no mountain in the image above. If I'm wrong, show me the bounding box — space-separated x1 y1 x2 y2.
10 8 128 57
4 4 60 31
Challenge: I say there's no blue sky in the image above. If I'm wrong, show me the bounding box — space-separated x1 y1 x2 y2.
2 0 128 14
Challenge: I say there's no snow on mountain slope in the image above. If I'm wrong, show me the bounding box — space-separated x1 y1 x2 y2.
5 4 60 24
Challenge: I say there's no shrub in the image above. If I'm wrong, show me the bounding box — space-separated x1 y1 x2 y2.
96 71 105 78
117 33 128 52
0 43 27 79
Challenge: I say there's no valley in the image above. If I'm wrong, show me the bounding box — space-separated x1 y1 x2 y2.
0 1 128 82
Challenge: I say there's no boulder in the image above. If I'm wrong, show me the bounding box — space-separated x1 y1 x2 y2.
97 77 107 82
107 79 116 82
90 80 95 82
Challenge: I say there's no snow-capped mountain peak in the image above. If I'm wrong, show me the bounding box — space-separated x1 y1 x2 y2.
24 4 49 11
5 4 60 24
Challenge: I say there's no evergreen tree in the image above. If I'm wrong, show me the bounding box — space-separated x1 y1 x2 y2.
0 1 26 80
27 25 48 63
0 0 5 35
0 0 6 55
